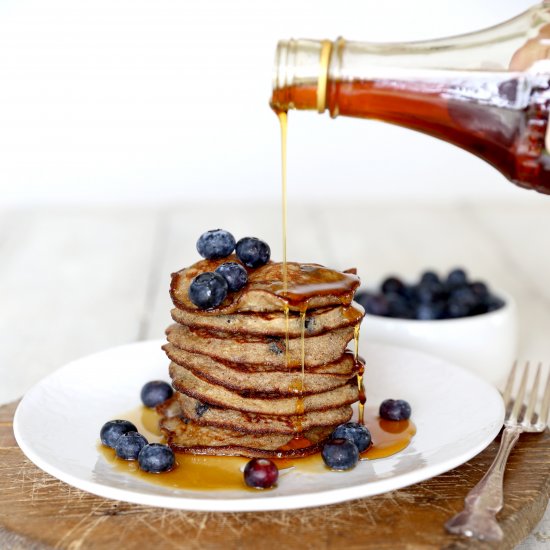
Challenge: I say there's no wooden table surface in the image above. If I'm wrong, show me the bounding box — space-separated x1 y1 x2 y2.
1 200 549 548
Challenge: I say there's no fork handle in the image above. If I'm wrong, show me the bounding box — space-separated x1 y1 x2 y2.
445 425 522 541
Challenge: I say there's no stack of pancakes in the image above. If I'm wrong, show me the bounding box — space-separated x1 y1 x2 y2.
159 256 364 458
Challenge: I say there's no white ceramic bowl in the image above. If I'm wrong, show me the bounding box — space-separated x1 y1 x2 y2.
360 291 517 388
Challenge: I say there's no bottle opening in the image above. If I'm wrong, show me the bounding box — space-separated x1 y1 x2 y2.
271 39 332 113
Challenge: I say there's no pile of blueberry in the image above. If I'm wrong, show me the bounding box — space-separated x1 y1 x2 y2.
189 229 271 310
243 398 412 485
99 380 175 473
355 268 505 321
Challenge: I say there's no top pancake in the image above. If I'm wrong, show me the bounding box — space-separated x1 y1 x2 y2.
170 256 360 314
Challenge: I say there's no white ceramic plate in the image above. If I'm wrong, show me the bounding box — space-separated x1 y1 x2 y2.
14 339 504 512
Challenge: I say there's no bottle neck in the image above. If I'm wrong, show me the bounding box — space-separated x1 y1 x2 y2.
271 2 550 114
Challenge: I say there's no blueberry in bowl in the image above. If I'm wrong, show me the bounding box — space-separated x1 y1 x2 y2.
357 268 517 386
356 268 505 321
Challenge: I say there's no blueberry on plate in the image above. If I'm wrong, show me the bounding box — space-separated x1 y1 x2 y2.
138 443 175 473
332 422 372 452
196 229 236 259
215 262 248 292
115 431 148 460
321 438 359 471
100 419 138 448
379 399 412 421
141 380 173 408
235 237 271 268
243 458 279 489
188 272 228 309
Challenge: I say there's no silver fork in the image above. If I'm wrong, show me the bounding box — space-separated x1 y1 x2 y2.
445 361 550 541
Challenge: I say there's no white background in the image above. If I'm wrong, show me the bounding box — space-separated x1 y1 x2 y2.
0 0 544 205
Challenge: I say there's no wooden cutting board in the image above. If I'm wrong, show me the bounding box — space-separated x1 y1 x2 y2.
1 400 548 550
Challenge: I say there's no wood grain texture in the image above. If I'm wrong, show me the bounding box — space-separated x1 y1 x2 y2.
1 401 548 550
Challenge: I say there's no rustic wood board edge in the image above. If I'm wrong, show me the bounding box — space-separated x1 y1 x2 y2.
1 399 548 550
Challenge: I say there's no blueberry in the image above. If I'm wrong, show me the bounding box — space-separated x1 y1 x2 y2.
115 431 148 460
379 399 412 421
450 287 477 313
321 438 359 471
196 229 236 260
451 286 477 305
138 443 175 473
100 419 138 448
446 268 468 289
446 301 470 318
469 281 489 300
195 401 209 418
215 262 248 292
416 281 445 304
243 458 279 489
235 237 271 268
419 270 440 285
381 276 405 296
332 422 372 452
415 302 444 320
188 272 228 309
487 295 505 312
355 291 389 316
386 292 415 319
141 380 173 408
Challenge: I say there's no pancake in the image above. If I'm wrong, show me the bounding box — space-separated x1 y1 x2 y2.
163 343 359 375
163 344 359 395
170 257 360 314
166 323 356 368
158 399 332 457
174 393 353 435
170 303 364 337
169 362 359 415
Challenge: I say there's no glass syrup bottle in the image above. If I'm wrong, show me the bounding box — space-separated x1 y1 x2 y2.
271 2 550 194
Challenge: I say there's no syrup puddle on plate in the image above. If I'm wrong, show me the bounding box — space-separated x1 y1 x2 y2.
98 406 416 491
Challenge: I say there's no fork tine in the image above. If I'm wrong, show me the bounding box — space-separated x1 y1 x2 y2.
509 361 529 423
524 362 541 425
502 360 518 410
539 367 550 427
